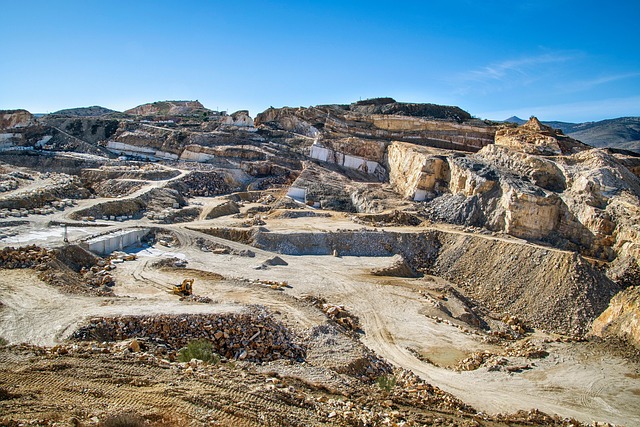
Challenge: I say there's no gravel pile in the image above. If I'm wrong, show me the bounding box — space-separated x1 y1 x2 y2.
0 245 51 269
71 307 306 363
168 171 230 197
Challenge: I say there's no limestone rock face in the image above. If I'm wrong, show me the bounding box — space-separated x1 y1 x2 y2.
387 142 450 199
559 149 640 263
228 110 253 127
0 109 35 130
495 117 590 155
390 128 639 266
254 107 321 137
477 144 565 192
591 286 640 348
447 157 498 196
499 181 560 240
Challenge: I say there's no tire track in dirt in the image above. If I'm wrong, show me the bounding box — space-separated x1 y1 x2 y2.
0 353 329 426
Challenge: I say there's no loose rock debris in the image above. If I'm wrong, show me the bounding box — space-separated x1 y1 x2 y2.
71 307 306 363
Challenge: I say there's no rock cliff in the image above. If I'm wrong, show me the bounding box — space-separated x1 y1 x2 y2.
591 286 640 348
387 117 640 281
495 117 590 155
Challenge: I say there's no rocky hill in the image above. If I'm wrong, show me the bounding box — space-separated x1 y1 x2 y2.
0 109 36 129
505 116 640 153
50 106 118 117
124 100 210 117
568 117 640 152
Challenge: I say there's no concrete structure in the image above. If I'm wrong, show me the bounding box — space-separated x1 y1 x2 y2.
287 186 307 202
83 228 150 256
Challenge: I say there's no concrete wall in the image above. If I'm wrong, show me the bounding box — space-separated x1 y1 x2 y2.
84 228 150 256
287 186 306 201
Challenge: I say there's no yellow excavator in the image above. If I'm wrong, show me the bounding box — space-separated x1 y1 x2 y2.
170 278 194 296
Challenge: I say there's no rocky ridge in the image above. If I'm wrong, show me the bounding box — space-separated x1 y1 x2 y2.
124 100 210 117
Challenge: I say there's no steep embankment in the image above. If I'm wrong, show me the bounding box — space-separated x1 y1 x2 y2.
429 232 621 335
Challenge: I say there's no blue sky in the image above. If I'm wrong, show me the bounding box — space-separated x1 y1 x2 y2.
1 0 639 122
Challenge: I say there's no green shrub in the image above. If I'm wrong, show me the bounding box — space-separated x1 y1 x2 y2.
0 337 7 346
376 374 397 392
178 339 219 364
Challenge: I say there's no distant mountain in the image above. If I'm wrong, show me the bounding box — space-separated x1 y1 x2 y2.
504 116 526 125
50 106 118 117
504 116 640 153
568 117 640 153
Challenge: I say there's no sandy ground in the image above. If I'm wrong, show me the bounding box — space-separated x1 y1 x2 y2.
1 175 639 425
2 235 638 425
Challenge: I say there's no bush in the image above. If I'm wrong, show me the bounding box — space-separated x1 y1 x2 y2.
376 374 397 393
0 337 7 346
178 339 219 364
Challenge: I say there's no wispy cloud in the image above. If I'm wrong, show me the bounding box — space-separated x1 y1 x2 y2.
462 54 574 82
450 51 580 95
558 72 640 93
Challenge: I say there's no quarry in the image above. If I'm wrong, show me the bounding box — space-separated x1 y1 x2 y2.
0 99 639 427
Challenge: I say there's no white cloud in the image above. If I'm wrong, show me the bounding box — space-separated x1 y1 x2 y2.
449 51 580 95
464 54 574 81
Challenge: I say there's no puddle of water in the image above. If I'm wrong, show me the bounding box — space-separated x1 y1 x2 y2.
424 346 469 368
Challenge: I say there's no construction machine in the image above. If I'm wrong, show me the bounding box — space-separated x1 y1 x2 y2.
171 278 194 296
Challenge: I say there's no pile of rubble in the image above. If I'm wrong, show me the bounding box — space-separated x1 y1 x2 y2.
71 307 306 362
354 209 424 227
89 179 144 198
0 176 19 192
78 251 136 289
502 314 529 335
178 294 213 303
303 296 361 332
0 245 51 269
196 237 255 257
0 174 88 210
169 171 230 197
249 278 289 290
372 254 420 278
145 206 201 223
455 340 549 372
